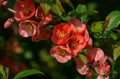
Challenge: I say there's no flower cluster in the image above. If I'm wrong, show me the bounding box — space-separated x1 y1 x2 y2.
50 18 111 79
75 48 111 79
3 0 111 79
11 0 52 42
50 18 92 63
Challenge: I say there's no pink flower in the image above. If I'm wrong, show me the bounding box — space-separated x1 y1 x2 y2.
66 35 86 57
50 45 72 63
87 48 111 78
51 23 73 44
19 20 37 37
94 48 105 62
87 48 105 62
75 57 89 75
14 0 35 21
95 58 111 78
68 18 86 34
97 75 109 79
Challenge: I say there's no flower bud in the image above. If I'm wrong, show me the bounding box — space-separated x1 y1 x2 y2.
4 18 14 29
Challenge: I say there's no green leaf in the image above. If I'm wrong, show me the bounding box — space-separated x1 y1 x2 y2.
78 54 87 64
61 15 71 21
76 4 88 22
51 4 62 16
61 0 74 9
0 65 6 79
104 11 120 34
87 2 97 10
76 4 87 14
56 0 65 13
110 32 118 41
91 22 103 34
33 0 56 3
40 3 51 14
113 46 120 61
33 0 41 3
106 11 120 20
13 69 44 79
68 9 77 17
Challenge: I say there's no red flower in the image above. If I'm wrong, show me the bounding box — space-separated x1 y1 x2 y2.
35 6 52 22
86 70 95 79
32 28 51 42
66 35 86 57
19 20 37 37
32 21 51 42
14 0 35 21
85 38 92 48
51 23 73 44
68 18 92 49
50 45 72 63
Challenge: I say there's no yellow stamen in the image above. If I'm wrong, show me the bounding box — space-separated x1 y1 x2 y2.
58 48 66 56
59 32 66 38
70 41 77 48
25 23 33 30
23 7 30 15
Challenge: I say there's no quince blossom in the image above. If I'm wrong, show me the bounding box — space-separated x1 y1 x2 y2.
66 35 86 57
32 21 51 42
51 18 92 61
87 48 105 62
19 20 37 37
51 23 74 44
50 45 72 63
68 18 86 34
35 6 52 22
75 57 89 75
14 0 35 21
75 48 111 79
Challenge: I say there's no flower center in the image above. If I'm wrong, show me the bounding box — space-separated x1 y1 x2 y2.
70 41 77 48
38 13 43 17
58 48 66 56
75 26 79 31
25 23 33 30
59 32 66 38
23 7 30 15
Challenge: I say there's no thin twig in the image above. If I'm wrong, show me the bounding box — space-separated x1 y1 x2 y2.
7 8 16 13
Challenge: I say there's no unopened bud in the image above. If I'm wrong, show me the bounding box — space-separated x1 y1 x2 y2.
2 1 7 6
4 18 14 29
0 0 7 6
